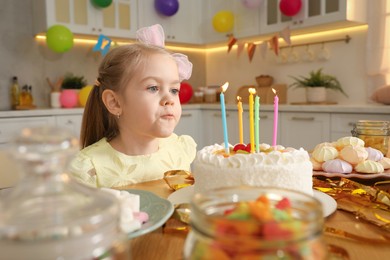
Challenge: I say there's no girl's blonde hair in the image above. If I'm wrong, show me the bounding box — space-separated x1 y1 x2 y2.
80 43 172 148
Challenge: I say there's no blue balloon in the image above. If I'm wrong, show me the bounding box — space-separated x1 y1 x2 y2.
154 0 179 16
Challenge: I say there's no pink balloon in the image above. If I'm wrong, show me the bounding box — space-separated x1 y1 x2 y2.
241 0 264 8
60 89 79 108
279 0 302 16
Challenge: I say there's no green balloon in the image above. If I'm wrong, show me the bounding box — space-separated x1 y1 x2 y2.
91 0 112 8
46 25 74 53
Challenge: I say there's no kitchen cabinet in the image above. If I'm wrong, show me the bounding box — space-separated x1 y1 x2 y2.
138 0 202 44
260 0 367 35
239 111 275 145
55 114 83 138
280 112 330 151
202 109 239 148
174 109 203 148
257 111 275 145
202 0 262 44
330 113 390 141
33 0 138 39
0 116 56 147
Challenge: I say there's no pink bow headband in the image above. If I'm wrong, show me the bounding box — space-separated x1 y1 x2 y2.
136 24 193 81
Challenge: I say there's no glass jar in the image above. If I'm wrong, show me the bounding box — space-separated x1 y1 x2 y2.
0 126 130 259
184 186 326 259
351 120 390 156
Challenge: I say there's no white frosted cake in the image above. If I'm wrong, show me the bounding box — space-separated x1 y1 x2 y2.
192 143 313 196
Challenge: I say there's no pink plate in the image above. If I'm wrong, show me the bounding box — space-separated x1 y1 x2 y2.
313 169 390 179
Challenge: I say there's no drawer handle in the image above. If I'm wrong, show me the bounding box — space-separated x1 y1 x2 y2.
66 120 74 125
291 117 315 121
259 115 268 120
181 113 192 117
213 113 229 117
348 122 355 126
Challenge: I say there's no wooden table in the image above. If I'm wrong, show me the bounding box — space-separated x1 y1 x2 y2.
119 179 390 260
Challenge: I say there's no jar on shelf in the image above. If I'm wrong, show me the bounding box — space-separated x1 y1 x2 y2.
204 88 217 103
351 120 390 156
0 126 129 259
184 186 326 259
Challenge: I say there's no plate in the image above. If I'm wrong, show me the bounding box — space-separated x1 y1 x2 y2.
168 186 337 218
124 189 174 239
313 169 390 179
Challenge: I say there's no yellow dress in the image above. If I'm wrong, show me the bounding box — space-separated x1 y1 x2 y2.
68 134 196 188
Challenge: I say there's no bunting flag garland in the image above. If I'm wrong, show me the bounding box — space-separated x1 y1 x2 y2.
237 42 245 57
269 35 279 56
279 26 291 45
223 27 289 62
247 42 256 62
93 34 112 56
227 34 237 53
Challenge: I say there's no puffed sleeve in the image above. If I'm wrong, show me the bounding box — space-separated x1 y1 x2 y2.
177 135 197 164
68 151 98 187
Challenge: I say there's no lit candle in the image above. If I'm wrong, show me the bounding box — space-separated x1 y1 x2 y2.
237 96 243 144
220 82 229 154
272 88 279 147
255 95 260 152
248 88 256 153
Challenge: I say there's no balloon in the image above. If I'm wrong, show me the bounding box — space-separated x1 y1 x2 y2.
46 25 74 53
154 0 179 16
60 89 78 108
91 0 112 8
78 85 93 107
179 82 193 104
279 0 302 17
241 0 264 8
212 11 234 33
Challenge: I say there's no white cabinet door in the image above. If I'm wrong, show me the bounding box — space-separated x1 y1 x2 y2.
174 109 202 148
93 0 138 38
202 109 238 147
33 0 138 39
138 0 202 44
55 114 83 138
330 113 390 141
280 112 330 151
257 111 276 145
0 117 56 146
239 111 275 146
260 0 367 35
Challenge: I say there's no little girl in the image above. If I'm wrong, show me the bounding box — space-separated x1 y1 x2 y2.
69 24 196 188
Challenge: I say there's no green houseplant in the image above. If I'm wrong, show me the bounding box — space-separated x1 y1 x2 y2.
289 68 348 102
61 73 87 90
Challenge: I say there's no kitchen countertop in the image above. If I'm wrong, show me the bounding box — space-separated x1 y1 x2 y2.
183 103 390 114
0 104 388 118
0 108 85 118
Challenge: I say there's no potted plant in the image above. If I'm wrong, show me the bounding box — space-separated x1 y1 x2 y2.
61 73 87 90
289 68 348 103
60 73 87 108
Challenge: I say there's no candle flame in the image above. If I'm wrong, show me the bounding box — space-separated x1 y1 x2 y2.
237 96 241 102
248 88 256 94
221 82 229 92
272 88 277 94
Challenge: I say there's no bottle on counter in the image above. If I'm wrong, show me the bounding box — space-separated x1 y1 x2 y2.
10 76 20 109
19 85 33 107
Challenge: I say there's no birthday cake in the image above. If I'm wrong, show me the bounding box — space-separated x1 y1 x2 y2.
192 143 313 195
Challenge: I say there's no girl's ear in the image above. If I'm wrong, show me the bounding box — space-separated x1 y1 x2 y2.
102 89 122 116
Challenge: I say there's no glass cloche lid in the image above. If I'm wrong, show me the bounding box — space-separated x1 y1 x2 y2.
0 126 127 259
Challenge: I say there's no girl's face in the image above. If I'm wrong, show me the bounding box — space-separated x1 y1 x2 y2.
119 53 182 139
